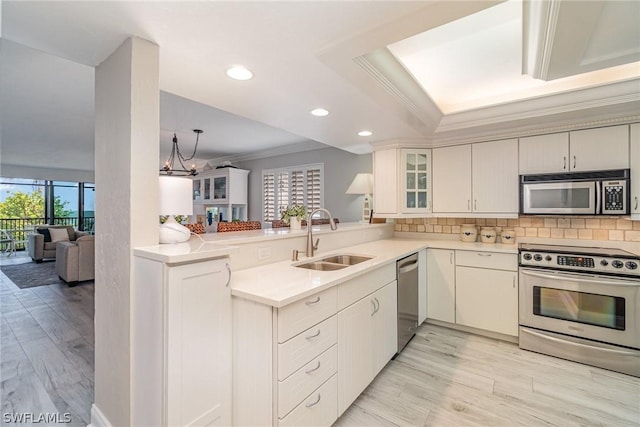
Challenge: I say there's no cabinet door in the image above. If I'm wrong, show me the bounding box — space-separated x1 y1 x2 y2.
433 145 472 213
192 178 202 202
372 281 398 376
337 296 373 415
519 133 569 174
426 249 455 323
373 149 398 215
401 149 431 213
166 259 232 426
418 249 427 324
631 123 640 219
213 175 228 201
472 139 519 213
455 266 518 337
570 125 629 172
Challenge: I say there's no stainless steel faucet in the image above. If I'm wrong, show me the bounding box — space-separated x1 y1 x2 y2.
306 208 337 257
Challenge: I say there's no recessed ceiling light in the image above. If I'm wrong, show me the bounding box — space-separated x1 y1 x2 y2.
310 108 329 117
226 66 253 81
358 130 373 137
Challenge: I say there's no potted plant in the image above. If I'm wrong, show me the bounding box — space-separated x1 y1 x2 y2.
280 205 306 230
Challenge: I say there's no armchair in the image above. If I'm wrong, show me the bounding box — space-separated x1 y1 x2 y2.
28 225 88 262
55 235 95 286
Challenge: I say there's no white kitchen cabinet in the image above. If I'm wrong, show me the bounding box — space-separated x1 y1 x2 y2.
454 250 518 337
570 125 629 172
337 280 397 415
519 132 569 174
630 123 640 219
519 125 629 174
472 139 519 213
133 256 232 427
373 147 432 217
426 249 455 323
432 145 471 213
433 140 518 216
418 249 427 324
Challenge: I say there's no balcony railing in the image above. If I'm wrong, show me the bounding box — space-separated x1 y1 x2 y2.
0 217 95 251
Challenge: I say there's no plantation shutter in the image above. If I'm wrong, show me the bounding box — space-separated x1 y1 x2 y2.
306 167 322 211
276 172 289 218
262 164 324 223
263 172 275 221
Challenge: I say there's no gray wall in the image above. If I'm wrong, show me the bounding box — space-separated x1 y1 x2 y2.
236 147 372 224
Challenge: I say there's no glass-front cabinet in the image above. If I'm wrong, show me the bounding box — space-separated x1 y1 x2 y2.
192 177 211 202
401 149 431 214
191 167 250 222
213 175 228 201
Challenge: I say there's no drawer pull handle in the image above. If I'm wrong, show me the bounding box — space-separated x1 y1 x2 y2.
477 253 492 257
305 330 321 340
305 361 321 374
305 394 321 408
305 297 321 305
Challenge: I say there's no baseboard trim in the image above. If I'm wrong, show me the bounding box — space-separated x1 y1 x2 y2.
88 404 112 427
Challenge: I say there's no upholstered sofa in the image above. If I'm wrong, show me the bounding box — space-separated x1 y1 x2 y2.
55 235 95 285
27 225 88 263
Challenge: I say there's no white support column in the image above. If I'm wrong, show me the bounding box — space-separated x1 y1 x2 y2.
92 36 159 427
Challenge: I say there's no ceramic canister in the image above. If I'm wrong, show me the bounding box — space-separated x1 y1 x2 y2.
501 229 516 244
480 227 497 243
460 224 478 242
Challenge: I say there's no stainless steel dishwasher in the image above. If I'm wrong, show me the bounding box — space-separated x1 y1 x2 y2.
396 253 419 353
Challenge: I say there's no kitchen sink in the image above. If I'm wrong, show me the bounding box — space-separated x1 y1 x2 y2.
294 254 372 271
318 255 372 265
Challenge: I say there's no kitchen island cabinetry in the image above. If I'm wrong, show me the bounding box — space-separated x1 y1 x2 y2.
233 261 398 426
631 123 640 219
432 139 518 216
132 256 232 427
519 125 629 174
373 147 432 217
337 280 397 415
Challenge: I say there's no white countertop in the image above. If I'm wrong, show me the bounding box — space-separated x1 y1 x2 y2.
133 239 237 264
230 238 518 308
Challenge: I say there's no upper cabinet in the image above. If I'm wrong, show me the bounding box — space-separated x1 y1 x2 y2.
631 123 640 219
193 168 249 205
373 148 432 217
433 139 518 216
519 125 629 174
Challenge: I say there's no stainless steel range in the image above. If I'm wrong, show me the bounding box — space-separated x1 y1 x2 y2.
519 243 640 377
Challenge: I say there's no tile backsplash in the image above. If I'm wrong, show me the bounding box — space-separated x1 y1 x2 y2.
394 217 640 242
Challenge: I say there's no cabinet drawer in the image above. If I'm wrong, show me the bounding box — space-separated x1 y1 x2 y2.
455 250 517 271
278 315 337 381
278 287 337 343
278 345 337 418
279 374 338 427
337 263 395 311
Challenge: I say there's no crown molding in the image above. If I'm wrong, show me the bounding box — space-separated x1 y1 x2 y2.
523 0 561 80
202 140 327 166
370 138 431 151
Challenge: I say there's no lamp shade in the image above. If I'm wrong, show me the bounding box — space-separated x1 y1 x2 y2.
345 173 373 195
159 176 193 216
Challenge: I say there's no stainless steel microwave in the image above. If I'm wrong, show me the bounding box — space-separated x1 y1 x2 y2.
520 169 630 215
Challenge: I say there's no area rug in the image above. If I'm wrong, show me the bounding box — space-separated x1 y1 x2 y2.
0 261 65 289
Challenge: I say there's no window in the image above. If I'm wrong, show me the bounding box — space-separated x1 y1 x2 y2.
263 164 324 222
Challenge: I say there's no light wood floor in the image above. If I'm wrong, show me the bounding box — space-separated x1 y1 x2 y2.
2 254 639 427
0 254 94 426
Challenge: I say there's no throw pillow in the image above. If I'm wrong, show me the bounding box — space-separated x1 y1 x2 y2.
49 227 70 243
36 228 52 242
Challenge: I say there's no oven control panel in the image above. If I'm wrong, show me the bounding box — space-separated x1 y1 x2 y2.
520 250 640 277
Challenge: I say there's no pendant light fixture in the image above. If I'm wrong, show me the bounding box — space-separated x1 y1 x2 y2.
160 129 203 176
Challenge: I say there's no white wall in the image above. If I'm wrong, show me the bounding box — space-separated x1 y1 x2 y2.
236 146 372 224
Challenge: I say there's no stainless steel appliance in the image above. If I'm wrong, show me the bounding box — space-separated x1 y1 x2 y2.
396 253 419 353
520 169 630 215
519 244 640 377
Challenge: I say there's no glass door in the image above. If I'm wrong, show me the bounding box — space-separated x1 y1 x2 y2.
522 182 596 214
402 150 431 213
213 176 227 201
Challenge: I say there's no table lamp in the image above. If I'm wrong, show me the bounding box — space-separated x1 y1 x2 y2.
159 176 193 244
346 173 373 222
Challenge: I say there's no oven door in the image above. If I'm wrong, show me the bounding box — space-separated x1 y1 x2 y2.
519 268 639 349
521 181 597 214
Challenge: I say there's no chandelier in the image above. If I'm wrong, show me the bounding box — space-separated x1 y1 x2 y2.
160 129 203 176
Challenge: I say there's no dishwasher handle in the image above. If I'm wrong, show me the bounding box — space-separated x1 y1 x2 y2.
397 255 419 274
